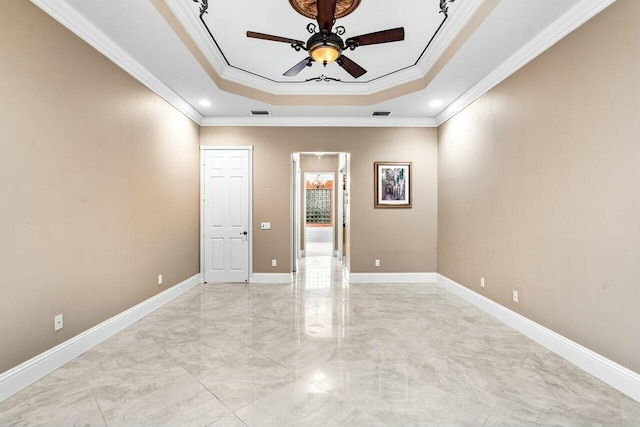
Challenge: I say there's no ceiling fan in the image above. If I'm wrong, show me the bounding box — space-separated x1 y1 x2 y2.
246 0 404 79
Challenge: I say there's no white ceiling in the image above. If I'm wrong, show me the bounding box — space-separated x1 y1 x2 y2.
190 0 460 84
33 0 614 126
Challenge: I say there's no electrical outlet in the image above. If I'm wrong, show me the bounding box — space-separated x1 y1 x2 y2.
158 274 163 286
375 259 380 267
54 314 63 331
480 277 485 288
512 290 519 303
272 259 277 267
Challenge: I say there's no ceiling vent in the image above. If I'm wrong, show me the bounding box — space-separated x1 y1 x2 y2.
372 111 391 116
251 110 270 116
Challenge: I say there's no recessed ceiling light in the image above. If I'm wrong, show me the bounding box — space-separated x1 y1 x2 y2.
199 99 212 107
429 100 443 108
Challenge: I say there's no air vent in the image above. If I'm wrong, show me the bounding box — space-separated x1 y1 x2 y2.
251 110 270 116
372 111 391 116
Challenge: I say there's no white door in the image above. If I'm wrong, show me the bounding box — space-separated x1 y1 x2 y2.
204 149 250 282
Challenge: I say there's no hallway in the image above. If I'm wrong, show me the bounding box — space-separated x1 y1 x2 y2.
1 256 637 426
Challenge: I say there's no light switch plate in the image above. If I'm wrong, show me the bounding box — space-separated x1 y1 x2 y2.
261 222 271 230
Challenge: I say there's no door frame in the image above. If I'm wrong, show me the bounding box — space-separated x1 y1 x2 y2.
291 153 301 271
337 154 346 261
200 145 254 283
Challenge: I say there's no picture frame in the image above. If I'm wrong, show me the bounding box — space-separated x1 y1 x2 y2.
374 162 412 208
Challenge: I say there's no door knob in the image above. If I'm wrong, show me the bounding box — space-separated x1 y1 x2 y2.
240 231 248 235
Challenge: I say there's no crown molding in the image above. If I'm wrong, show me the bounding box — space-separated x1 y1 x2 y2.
31 0 203 125
201 116 437 128
435 0 617 126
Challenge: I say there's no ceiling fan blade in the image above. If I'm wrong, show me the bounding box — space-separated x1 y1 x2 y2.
337 54 366 79
283 57 312 76
346 27 405 48
316 0 337 33
247 31 304 46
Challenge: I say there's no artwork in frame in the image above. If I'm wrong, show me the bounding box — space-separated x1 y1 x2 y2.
374 162 412 208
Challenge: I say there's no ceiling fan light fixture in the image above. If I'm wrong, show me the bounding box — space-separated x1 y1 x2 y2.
310 45 340 64
308 32 343 64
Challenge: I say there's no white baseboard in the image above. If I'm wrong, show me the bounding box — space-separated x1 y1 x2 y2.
250 273 293 284
0 273 202 404
437 274 640 403
333 250 338 257
300 250 306 257
348 272 437 284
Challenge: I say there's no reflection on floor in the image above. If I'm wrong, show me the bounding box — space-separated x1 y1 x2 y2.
304 241 333 257
1 256 639 426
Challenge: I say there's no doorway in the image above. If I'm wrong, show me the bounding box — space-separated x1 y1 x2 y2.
304 172 335 257
292 153 349 270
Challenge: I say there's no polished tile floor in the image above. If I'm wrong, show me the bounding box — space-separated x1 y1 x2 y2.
1 256 639 426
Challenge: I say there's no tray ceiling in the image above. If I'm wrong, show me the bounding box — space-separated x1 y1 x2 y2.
33 0 613 126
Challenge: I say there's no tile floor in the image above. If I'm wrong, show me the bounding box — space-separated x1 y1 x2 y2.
1 256 639 426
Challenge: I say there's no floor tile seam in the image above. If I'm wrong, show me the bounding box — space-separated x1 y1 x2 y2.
174 365 235 422
196 314 236 332
63 363 109 426
206 415 249 427
225 375 300 416
152 337 235 420
91 392 109 427
153 336 234 373
65 358 115 424
480 411 492 427
475 366 514 427
242 341 294 372
231 376 347 418
195 321 294 372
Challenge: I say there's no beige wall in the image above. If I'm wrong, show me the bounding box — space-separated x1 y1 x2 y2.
0 1 200 373
438 0 640 373
200 127 438 274
300 154 340 252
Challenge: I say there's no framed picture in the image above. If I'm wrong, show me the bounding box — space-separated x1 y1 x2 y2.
374 162 412 208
